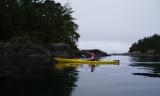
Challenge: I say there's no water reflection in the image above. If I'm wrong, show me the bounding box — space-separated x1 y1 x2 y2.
130 56 160 62
55 63 104 72
0 63 79 96
89 64 96 72
130 56 160 78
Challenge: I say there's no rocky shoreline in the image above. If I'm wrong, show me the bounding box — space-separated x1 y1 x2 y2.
0 38 53 78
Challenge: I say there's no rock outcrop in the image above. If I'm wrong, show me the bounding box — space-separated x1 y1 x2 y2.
0 37 53 78
80 49 109 59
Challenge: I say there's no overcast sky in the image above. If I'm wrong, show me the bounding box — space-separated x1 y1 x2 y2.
55 0 160 53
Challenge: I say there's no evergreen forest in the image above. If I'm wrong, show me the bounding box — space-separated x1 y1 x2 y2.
129 34 160 54
0 0 80 49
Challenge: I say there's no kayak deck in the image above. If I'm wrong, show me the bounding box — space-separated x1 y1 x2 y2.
54 58 119 64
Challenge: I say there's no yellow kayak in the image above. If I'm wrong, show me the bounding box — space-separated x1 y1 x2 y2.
54 58 119 64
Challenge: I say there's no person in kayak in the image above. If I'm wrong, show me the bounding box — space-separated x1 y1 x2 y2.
90 52 96 61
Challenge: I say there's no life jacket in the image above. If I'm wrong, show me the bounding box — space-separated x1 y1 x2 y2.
90 53 95 59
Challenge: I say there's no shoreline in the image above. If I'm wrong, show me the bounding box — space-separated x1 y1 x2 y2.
129 53 160 57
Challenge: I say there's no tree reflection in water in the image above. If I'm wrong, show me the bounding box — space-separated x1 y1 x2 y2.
130 56 160 78
0 63 79 96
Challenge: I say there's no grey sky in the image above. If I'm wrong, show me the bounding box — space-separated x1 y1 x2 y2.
55 0 160 53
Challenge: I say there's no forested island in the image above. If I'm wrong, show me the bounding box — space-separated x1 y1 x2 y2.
0 0 80 50
0 0 81 77
0 0 81 57
129 34 160 56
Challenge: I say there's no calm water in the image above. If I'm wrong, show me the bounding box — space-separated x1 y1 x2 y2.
1 55 160 96
72 56 160 96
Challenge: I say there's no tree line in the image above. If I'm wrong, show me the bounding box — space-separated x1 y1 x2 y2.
0 0 80 49
129 34 160 54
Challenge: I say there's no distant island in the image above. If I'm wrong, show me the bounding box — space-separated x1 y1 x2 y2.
129 34 160 56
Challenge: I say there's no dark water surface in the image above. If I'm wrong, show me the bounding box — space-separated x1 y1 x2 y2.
1 56 160 96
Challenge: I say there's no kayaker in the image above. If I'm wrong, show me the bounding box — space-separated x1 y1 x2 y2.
90 52 96 61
